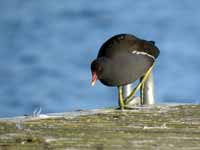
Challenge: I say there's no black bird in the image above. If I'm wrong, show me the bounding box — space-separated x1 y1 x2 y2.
91 34 160 109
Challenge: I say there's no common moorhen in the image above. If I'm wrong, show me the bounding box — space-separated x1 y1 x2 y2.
91 34 160 109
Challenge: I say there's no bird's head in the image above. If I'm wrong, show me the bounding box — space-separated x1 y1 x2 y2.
90 57 109 86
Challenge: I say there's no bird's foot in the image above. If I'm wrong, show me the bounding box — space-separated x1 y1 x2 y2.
118 86 141 110
125 96 141 106
116 106 134 110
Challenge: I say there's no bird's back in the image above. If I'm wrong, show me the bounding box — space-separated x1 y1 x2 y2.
97 34 160 59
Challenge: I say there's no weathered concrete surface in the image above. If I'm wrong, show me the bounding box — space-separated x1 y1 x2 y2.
0 105 200 150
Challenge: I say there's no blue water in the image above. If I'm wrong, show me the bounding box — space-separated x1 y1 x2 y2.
0 0 199 117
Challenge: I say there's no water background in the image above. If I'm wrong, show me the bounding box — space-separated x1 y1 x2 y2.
0 0 200 117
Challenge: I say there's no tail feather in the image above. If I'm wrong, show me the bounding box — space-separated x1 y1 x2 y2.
149 41 155 45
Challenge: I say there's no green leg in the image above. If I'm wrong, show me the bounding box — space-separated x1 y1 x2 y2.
125 63 155 105
140 81 145 105
118 86 125 110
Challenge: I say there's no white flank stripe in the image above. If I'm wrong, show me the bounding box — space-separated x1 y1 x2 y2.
132 50 155 60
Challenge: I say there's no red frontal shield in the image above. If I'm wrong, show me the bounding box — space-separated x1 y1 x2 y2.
91 71 97 86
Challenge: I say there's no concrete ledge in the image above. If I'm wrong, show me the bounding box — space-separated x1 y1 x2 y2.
0 105 200 150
